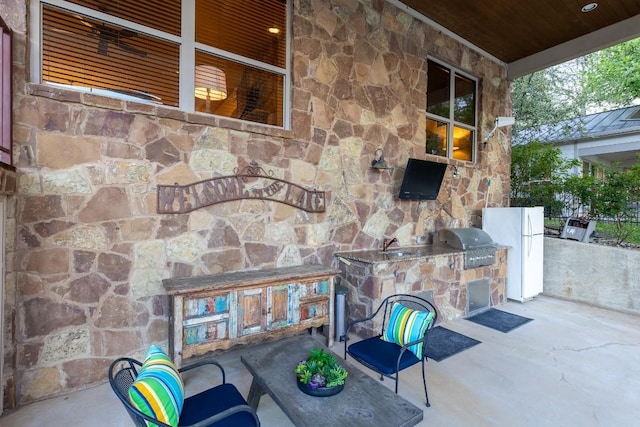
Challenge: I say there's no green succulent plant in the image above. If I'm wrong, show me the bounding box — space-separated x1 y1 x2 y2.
295 348 348 389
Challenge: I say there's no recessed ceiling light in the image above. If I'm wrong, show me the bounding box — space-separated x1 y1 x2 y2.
581 3 598 13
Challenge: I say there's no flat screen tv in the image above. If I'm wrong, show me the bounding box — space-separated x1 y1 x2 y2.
398 158 448 200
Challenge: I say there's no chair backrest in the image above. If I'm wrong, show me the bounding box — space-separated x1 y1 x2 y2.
109 357 168 427
380 293 438 340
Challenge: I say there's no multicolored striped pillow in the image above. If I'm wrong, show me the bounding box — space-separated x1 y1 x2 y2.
128 345 184 427
382 302 435 359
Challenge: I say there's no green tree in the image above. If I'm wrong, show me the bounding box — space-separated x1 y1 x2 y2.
512 38 640 245
512 61 586 139
512 37 640 141
581 38 640 109
510 141 579 215
561 173 597 217
588 163 640 244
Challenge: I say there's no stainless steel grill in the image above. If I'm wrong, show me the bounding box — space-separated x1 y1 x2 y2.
435 227 497 269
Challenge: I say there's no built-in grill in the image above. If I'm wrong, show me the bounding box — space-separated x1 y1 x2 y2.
435 227 497 269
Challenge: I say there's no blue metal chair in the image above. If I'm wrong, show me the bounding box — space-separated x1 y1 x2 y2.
109 357 260 427
343 293 438 407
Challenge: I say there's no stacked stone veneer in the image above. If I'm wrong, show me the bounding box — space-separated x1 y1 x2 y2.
1 0 511 408
338 247 508 336
0 164 17 195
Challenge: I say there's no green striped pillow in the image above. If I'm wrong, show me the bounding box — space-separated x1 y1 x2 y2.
128 345 184 427
382 302 435 359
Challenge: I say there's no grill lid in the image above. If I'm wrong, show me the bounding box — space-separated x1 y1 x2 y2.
436 227 494 250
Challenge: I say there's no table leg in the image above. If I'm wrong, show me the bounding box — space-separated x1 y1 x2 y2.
246 378 265 410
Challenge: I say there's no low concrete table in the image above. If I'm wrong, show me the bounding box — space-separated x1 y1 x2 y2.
241 334 423 427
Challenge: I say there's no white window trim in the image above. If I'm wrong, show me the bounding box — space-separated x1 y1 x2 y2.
30 0 291 129
426 57 478 162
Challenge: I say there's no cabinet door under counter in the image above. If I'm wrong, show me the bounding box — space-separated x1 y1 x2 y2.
163 265 338 366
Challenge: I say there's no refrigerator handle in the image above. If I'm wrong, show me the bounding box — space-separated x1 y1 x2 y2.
527 214 534 256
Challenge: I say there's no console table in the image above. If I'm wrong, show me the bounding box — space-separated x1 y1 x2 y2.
163 265 339 366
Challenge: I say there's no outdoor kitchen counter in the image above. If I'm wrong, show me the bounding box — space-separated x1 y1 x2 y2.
335 245 509 325
335 245 462 264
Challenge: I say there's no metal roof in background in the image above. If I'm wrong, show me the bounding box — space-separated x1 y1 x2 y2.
516 106 640 144
515 106 640 168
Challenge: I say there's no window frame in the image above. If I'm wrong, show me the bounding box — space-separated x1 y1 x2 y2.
426 57 478 162
30 0 291 129
582 160 604 180
0 15 11 166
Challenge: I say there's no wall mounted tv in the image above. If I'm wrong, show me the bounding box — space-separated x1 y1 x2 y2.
398 158 448 200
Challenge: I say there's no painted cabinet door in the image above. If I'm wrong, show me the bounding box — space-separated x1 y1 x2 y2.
237 287 265 336
182 291 232 347
267 284 292 329
293 280 329 323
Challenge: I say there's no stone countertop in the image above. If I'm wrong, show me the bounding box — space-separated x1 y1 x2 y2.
335 245 463 264
163 264 339 294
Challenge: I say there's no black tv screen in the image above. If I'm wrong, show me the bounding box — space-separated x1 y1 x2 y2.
398 158 447 200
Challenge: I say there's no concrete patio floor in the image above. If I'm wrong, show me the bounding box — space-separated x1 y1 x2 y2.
1 295 639 427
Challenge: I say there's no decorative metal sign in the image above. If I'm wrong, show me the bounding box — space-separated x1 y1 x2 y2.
157 161 326 214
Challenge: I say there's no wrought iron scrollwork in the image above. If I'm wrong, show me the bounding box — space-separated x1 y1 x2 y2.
234 160 275 178
157 160 326 214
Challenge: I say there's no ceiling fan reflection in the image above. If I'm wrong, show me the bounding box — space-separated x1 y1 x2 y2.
79 18 147 57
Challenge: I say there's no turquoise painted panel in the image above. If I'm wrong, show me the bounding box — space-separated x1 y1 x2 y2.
300 300 328 320
317 280 328 294
185 294 229 319
185 319 228 345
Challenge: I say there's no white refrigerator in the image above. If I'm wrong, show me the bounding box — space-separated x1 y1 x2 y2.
482 206 544 302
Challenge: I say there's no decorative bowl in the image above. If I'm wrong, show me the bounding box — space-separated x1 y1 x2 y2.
296 378 344 397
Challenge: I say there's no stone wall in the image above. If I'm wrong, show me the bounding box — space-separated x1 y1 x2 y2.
1 0 511 408
543 237 640 315
0 164 17 195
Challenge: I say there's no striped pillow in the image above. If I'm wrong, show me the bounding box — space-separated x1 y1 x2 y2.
128 345 184 427
382 302 435 359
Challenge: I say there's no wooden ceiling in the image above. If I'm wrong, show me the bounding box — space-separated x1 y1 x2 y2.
398 0 640 79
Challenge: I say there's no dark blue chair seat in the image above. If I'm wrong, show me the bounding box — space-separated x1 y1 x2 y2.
343 293 438 407
109 357 260 427
347 336 420 375
180 383 258 426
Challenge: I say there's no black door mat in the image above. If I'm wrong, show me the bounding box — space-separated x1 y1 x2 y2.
466 308 533 333
425 326 481 362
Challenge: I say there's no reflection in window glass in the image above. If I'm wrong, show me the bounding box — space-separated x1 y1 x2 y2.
453 126 473 161
42 6 180 106
195 51 284 127
426 61 449 119
454 74 475 126
426 118 448 157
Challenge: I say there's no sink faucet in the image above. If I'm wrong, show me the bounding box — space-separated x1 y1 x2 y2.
382 238 398 252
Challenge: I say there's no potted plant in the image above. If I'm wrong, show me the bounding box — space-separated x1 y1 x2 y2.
295 348 348 397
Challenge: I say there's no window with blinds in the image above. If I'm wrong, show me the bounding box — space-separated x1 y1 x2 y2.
194 0 286 126
38 0 288 128
426 59 477 162
0 16 11 166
